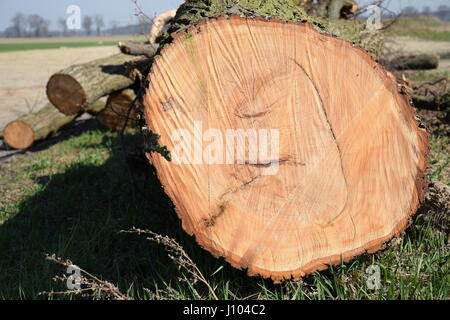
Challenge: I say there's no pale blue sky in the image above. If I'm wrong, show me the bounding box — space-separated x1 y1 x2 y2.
0 0 447 31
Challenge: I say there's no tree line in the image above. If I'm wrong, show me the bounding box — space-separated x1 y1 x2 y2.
401 5 450 21
4 12 106 38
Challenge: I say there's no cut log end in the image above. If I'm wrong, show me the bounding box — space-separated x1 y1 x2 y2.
47 74 86 115
4 120 35 149
97 89 138 131
144 16 428 281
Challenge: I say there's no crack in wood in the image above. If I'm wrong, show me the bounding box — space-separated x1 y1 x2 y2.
243 158 305 168
291 58 350 226
219 172 262 202
236 109 270 119
203 202 228 228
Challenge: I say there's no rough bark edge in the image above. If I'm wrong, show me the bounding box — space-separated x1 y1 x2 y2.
157 1 384 60
145 16 429 282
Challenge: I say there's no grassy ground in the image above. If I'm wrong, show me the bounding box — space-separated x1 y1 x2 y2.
406 70 450 83
0 119 448 300
383 16 450 40
0 36 145 53
0 41 120 53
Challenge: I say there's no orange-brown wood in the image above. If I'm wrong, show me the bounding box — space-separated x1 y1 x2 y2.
4 120 34 149
97 89 138 131
143 16 428 281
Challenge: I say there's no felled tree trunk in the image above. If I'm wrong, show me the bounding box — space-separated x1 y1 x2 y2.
46 54 143 116
388 54 439 71
327 0 357 19
143 0 428 281
412 94 450 111
149 9 178 43
410 78 450 112
3 99 106 150
97 88 139 131
118 42 158 58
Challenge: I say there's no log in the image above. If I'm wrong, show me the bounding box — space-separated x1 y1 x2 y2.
97 89 139 131
118 41 158 58
388 54 439 70
150 9 178 43
327 0 357 19
3 99 106 150
411 78 450 111
46 54 143 116
412 94 450 111
143 1 427 281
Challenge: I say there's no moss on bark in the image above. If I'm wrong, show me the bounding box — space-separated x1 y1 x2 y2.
158 0 383 60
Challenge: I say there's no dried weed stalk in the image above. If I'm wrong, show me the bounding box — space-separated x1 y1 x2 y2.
121 227 219 300
40 254 129 300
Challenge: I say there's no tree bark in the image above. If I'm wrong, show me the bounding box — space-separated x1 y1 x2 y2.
97 88 139 131
142 1 427 281
118 42 158 58
46 54 143 116
150 9 178 43
161 0 384 60
3 99 106 150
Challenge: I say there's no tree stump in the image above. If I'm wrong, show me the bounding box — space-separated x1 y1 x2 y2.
143 6 428 281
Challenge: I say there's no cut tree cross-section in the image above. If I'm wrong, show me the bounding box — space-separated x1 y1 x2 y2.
143 15 428 281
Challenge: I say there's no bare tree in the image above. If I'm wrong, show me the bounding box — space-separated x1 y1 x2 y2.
27 14 50 37
58 18 68 37
109 20 118 35
94 15 105 36
422 6 431 16
436 5 450 21
401 6 419 17
11 12 27 37
82 16 93 36
136 14 151 37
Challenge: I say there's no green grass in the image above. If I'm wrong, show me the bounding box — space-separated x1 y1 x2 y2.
414 32 450 41
406 70 450 83
0 41 120 53
427 134 450 185
0 120 448 300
